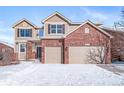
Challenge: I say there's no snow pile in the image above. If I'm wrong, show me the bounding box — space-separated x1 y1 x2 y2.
0 62 124 86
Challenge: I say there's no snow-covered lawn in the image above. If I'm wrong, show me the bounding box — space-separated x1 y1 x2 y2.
0 62 124 86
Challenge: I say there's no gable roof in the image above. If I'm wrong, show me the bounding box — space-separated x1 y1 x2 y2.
102 28 124 41
65 20 113 38
12 18 38 28
101 27 124 33
0 40 14 48
42 11 81 25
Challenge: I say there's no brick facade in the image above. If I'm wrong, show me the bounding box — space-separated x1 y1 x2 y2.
27 41 36 60
28 23 111 64
40 39 64 64
0 43 16 65
64 23 111 64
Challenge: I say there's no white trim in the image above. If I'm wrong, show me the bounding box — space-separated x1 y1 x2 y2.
49 34 64 36
18 37 32 39
41 37 64 39
64 20 113 38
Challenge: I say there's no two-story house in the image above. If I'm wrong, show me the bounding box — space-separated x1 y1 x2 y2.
12 12 113 64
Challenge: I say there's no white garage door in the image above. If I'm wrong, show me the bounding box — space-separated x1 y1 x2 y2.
69 46 104 64
45 47 62 64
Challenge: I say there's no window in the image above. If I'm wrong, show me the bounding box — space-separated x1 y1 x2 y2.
20 44 26 52
57 25 63 33
50 24 64 34
85 28 90 33
51 25 56 34
19 29 32 37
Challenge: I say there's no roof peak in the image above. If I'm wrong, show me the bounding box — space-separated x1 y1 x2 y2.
42 11 80 24
12 18 38 28
65 20 113 38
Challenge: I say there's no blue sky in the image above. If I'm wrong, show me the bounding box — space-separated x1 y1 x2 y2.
0 6 122 43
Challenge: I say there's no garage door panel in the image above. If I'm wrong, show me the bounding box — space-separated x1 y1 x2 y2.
45 47 61 64
69 47 103 64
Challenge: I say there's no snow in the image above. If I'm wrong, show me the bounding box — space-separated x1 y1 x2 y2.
0 40 14 48
0 62 124 86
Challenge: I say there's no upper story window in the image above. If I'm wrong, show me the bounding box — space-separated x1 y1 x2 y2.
51 25 56 34
48 24 65 34
18 29 32 37
84 28 90 33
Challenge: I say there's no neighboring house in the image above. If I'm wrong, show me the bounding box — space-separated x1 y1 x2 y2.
0 41 15 65
102 28 124 61
12 12 114 64
0 41 13 52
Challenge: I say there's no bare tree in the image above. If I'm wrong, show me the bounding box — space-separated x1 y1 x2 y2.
88 47 105 64
114 7 124 31
87 34 109 64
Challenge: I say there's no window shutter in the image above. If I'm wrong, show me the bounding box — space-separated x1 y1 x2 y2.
48 24 51 34
17 29 19 37
63 24 65 34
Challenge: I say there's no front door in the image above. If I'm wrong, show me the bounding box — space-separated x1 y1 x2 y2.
36 47 42 61
18 43 26 60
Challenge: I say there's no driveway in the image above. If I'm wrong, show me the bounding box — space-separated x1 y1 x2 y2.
0 62 124 86
97 64 124 75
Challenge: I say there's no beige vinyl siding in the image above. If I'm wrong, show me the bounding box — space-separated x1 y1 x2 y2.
14 21 39 41
45 47 62 64
44 15 79 38
69 25 79 32
44 15 67 23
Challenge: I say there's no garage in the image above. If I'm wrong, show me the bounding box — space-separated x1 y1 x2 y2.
45 47 62 64
69 46 103 64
